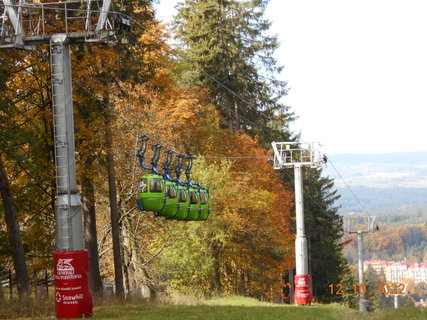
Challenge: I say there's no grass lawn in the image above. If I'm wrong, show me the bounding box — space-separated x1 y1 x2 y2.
29 296 425 320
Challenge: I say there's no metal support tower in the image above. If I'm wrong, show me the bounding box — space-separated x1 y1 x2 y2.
272 141 323 305
0 0 123 251
51 34 83 251
0 1 130 317
344 215 377 312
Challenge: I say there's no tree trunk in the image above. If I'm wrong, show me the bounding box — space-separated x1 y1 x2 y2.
211 241 222 293
104 106 125 297
121 215 154 299
226 100 233 131
82 161 103 296
234 100 240 131
0 156 30 297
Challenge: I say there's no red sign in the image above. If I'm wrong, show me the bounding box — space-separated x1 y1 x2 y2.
294 274 312 305
54 250 93 318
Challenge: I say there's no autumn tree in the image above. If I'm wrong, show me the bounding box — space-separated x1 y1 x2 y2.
0 155 30 297
0 49 56 296
148 98 294 298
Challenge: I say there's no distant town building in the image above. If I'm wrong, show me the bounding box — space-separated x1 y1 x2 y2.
415 299 427 308
364 260 427 284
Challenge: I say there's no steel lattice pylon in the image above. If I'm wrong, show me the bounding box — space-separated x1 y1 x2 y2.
0 0 128 48
343 215 377 234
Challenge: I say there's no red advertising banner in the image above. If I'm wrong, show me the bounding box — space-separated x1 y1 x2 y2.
294 274 312 305
54 250 93 318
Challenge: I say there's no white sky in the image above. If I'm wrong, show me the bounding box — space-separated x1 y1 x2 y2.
155 0 427 154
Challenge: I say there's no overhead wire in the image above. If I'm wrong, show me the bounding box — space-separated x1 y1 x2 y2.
327 159 371 218
293 142 372 219
200 156 269 159
0 3 289 137
72 76 274 161
6 5 367 217
281 168 329 213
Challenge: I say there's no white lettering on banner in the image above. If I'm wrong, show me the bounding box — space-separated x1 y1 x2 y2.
55 274 82 280
63 293 84 301
56 286 82 291
56 293 84 304
297 278 307 287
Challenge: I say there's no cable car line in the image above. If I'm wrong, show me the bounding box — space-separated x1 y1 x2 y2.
16 10 339 220
1 4 288 136
61 51 338 217
327 160 371 218
24 15 290 141
201 156 269 159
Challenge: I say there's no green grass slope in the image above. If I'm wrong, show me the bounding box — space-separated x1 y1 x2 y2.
30 296 425 320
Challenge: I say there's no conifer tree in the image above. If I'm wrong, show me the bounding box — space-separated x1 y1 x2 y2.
302 168 347 302
173 0 294 140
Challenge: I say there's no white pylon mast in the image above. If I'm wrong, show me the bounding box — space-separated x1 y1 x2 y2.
272 141 323 305
294 163 308 275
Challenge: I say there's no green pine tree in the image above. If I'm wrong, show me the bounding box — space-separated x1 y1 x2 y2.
173 0 294 141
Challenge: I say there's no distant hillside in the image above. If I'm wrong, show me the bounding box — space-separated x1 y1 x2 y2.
336 187 427 214
323 152 427 214
343 223 427 265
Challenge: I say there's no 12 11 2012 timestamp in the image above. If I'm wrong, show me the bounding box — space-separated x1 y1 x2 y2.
329 283 406 295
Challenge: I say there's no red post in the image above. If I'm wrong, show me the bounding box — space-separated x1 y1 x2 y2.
54 250 93 318
294 274 312 305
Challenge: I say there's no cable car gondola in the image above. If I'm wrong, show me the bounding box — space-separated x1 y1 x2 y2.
136 135 211 222
186 185 200 221
168 154 189 220
197 187 210 221
182 156 201 221
174 184 190 220
157 150 179 218
137 173 166 212
136 138 167 212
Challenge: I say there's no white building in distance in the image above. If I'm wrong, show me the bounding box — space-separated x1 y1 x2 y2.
364 260 427 284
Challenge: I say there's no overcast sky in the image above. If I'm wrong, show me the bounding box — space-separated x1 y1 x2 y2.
155 0 427 155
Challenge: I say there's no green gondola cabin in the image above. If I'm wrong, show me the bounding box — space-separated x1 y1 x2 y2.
157 181 179 218
198 189 210 220
186 187 200 221
173 185 190 220
137 174 167 212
